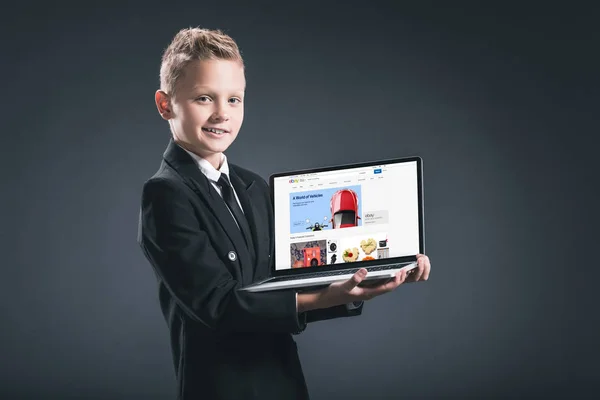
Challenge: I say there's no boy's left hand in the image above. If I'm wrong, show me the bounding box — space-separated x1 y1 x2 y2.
405 254 431 282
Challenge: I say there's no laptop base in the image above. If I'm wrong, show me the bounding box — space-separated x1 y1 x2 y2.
239 262 417 292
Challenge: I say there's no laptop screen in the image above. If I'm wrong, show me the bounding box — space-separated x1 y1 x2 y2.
272 159 422 271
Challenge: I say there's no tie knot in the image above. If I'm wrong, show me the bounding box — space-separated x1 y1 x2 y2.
217 173 231 188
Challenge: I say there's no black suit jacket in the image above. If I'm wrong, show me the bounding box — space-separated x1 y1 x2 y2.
137 139 363 399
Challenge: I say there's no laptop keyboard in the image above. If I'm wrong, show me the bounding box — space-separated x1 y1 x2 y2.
269 264 405 283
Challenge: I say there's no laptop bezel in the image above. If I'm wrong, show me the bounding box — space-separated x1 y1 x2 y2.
268 156 425 277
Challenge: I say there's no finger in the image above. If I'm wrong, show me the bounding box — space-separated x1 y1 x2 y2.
342 268 368 291
399 269 408 285
416 255 429 281
413 255 423 279
414 258 424 281
408 267 418 281
382 271 402 290
395 269 404 285
400 268 408 284
385 270 402 288
416 254 429 264
386 269 406 290
422 256 431 281
358 271 404 299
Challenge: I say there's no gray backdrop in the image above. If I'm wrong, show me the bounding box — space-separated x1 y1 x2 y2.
3 2 598 399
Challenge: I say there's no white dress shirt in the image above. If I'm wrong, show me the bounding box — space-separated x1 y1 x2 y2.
179 146 245 228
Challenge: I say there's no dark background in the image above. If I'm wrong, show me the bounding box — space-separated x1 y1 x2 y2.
3 1 598 399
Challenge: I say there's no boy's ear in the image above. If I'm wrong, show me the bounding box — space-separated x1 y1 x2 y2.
155 90 173 120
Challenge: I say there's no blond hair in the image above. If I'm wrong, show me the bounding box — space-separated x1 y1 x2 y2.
159 27 244 97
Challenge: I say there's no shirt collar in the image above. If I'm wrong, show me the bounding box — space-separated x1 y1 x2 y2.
178 145 230 183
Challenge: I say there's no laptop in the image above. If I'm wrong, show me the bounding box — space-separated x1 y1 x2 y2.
239 156 425 292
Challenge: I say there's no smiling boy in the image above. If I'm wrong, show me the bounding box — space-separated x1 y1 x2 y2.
138 27 431 400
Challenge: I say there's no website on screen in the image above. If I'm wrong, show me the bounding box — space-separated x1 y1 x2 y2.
273 161 420 271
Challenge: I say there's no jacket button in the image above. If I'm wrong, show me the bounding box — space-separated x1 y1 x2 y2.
228 251 237 261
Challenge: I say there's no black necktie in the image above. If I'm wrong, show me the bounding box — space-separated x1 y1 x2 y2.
217 174 254 252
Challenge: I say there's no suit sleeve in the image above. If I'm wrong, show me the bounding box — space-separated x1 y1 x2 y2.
138 178 304 334
304 302 364 324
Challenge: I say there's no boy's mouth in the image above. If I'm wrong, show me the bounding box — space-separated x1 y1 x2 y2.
202 127 228 135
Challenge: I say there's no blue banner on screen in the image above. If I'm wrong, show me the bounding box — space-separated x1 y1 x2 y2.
289 185 363 234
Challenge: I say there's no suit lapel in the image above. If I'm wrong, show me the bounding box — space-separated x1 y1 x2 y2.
229 169 259 270
229 167 274 282
162 140 253 277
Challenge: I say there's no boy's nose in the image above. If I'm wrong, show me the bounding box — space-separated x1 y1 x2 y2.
210 109 229 122
212 107 229 121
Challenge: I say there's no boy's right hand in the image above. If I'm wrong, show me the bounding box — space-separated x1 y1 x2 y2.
297 254 431 312
319 268 409 309
297 268 408 312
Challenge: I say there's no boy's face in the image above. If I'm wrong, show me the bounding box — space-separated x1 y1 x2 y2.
157 59 245 164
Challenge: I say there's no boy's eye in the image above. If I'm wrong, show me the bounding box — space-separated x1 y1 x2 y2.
196 96 211 102
229 98 242 104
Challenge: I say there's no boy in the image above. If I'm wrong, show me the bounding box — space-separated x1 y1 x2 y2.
137 27 431 400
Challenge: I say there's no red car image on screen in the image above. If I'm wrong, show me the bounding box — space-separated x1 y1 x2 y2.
329 189 360 229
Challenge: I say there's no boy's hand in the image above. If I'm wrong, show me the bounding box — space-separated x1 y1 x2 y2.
321 254 431 308
297 254 431 312
318 268 406 308
405 253 431 283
